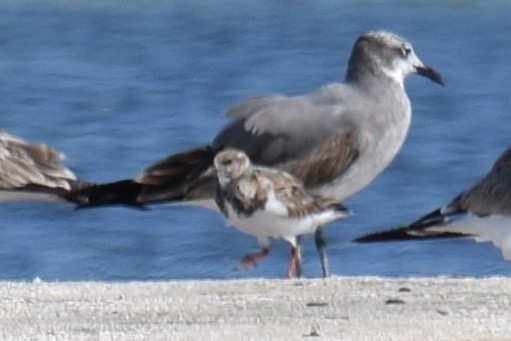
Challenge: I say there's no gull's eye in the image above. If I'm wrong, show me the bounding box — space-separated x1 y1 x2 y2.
401 46 412 58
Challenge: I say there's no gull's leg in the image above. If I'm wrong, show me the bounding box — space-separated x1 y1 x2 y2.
314 226 330 277
236 247 270 270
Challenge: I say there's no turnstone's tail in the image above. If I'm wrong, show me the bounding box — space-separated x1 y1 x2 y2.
329 202 351 216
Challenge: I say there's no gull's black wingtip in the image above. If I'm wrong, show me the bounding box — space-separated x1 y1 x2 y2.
67 179 146 209
354 227 470 243
354 227 417 243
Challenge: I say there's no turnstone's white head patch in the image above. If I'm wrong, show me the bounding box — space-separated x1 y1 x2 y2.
214 149 252 187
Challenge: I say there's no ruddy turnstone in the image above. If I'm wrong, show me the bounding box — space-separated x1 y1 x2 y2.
214 149 349 277
356 146 511 261
69 31 443 276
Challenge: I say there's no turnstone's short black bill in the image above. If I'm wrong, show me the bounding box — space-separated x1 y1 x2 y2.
0 131 90 203
355 146 511 261
214 149 350 278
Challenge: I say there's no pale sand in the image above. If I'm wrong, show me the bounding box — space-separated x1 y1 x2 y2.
0 276 510 340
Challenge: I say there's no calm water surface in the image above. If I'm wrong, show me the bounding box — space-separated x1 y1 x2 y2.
1 0 511 280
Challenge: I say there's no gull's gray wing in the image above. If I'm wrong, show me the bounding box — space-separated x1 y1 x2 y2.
213 84 362 188
448 147 511 216
0 131 77 191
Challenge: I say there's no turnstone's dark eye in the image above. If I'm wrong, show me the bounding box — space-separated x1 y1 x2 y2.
222 159 233 166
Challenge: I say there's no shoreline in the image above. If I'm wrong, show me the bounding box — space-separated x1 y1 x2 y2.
1 276 509 340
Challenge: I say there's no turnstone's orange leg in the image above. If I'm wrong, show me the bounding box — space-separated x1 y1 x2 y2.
287 237 302 278
315 226 330 277
236 247 270 270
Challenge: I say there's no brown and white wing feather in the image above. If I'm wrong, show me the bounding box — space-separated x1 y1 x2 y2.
257 168 335 218
0 131 77 191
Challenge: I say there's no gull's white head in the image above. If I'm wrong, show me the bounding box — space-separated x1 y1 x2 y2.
214 149 252 187
346 30 444 88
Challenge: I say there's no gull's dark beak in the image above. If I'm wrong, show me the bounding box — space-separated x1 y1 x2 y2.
416 65 444 86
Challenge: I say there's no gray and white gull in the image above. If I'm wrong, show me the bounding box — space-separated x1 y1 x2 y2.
356 146 511 261
70 30 444 276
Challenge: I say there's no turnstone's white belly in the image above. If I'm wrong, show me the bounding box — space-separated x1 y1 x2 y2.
225 189 344 245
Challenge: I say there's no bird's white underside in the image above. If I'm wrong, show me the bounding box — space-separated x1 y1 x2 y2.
223 189 346 248
427 214 511 261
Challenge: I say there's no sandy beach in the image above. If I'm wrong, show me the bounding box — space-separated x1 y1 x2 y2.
0 276 509 340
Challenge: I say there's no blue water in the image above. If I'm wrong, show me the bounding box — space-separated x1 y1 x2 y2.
1 0 511 280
